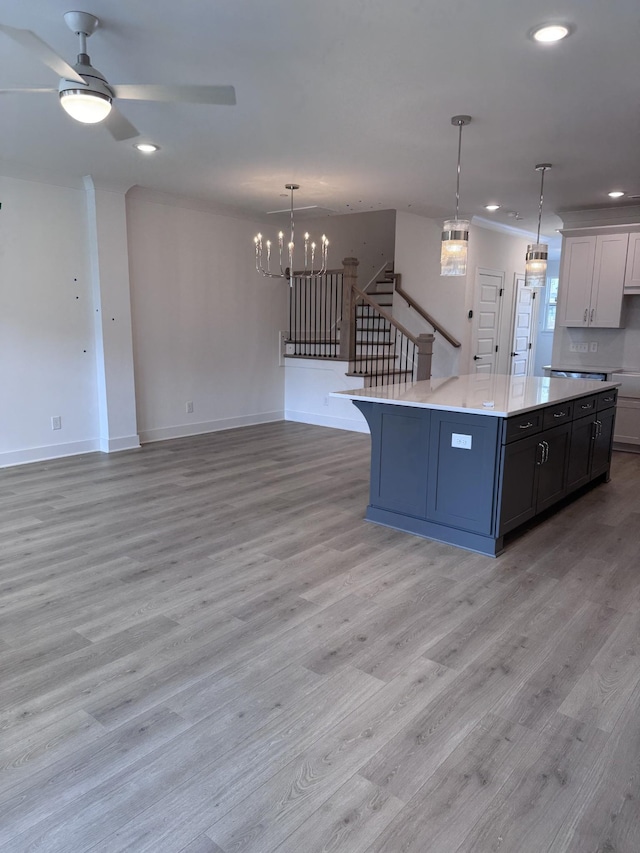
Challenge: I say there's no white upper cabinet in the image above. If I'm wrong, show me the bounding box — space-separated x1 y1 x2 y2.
624 232 640 291
558 232 628 328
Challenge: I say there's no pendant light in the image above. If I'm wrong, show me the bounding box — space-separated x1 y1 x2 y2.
441 115 472 277
524 164 552 288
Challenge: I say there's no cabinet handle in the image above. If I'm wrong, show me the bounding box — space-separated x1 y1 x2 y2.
592 420 602 439
553 411 567 418
519 422 534 430
581 403 592 410
536 442 545 465
543 440 549 463
590 308 595 323
584 308 588 323
603 396 614 403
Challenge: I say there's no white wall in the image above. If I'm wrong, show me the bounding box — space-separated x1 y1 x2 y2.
394 212 531 376
126 188 287 442
284 359 367 432
0 175 100 466
272 209 396 288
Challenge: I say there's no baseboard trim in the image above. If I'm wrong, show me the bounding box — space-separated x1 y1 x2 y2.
139 412 284 444
284 410 369 433
0 439 101 468
100 435 141 453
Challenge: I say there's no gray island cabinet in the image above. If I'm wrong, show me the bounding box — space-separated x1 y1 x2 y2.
332 375 618 556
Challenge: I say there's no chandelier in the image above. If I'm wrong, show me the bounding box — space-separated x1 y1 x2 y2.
254 184 329 283
441 115 472 277
524 164 552 288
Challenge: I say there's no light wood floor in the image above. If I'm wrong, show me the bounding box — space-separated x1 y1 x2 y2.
2 421 640 852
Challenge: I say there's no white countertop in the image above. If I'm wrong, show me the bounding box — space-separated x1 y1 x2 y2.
331 374 620 417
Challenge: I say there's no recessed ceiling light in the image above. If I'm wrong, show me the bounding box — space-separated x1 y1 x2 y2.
485 204 500 212
531 24 571 43
134 142 160 154
608 190 625 198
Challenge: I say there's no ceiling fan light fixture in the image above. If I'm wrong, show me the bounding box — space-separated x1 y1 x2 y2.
60 88 112 123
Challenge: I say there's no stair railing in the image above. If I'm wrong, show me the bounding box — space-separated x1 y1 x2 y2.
346 283 434 385
287 268 345 357
392 273 461 348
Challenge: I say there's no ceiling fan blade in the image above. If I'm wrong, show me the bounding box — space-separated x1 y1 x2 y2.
103 106 140 141
0 24 85 84
111 84 236 105
0 87 57 94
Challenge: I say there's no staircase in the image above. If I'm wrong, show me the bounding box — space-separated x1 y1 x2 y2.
347 267 414 388
285 258 436 387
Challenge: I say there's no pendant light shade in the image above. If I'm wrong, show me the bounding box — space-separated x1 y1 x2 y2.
524 164 552 288
441 115 472 277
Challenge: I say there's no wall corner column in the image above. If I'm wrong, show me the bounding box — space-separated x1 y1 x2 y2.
84 176 140 452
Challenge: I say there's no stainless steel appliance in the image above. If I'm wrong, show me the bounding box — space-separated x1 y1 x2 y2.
549 369 608 381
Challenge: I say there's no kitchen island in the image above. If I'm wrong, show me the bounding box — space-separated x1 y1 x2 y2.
332 374 619 556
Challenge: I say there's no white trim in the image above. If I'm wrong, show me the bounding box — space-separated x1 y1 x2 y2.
0 439 101 468
139 411 284 444
101 435 141 453
285 410 369 433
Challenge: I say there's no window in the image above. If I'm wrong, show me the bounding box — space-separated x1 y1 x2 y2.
544 277 559 331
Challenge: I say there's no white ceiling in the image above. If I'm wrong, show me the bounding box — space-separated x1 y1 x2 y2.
1 0 639 238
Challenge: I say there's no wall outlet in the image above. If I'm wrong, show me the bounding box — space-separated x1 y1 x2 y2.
51 416 61 430
569 342 589 353
451 432 472 450
185 401 194 414
590 342 598 352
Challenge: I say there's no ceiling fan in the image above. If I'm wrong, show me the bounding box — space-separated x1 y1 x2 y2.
0 10 237 141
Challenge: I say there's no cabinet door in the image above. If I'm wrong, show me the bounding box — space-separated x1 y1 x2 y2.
558 236 595 327
624 233 640 291
426 411 500 535
366 404 430 517
498 434 541 536
535 423 571 513
566 414 595 491
590 233 628 327
591 407 615 479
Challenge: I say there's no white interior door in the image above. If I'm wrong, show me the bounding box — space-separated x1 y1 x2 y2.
510 275 538 376
470 269 504 375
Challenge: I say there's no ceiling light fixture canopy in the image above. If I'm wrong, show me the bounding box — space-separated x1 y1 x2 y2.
254 185 329 283
608 190 625 199
441 115 471 277
524 163 552 289
58 11 113 124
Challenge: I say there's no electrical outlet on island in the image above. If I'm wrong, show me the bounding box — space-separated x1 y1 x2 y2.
590 342 598 353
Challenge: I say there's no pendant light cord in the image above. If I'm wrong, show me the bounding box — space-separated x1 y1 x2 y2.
536 167 546 244
455 120 463 221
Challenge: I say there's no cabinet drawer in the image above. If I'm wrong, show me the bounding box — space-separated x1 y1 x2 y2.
543 402 573 429
597 388 617 411
573 396 598 418
504 410 543 443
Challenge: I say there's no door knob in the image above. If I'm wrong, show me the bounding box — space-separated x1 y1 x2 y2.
473 355 483 361
510 352 519 357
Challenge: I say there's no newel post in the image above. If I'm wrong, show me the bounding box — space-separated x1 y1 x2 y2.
340 257 359 362
416 333 435 381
